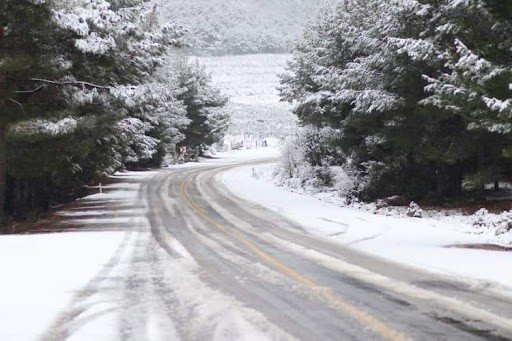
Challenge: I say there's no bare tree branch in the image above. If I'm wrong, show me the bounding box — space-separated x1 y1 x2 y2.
15 85 45 94
29 78 112 90
8 98 27 115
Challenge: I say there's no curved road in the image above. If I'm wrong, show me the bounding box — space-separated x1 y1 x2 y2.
46 159 512 340
140 159 512 340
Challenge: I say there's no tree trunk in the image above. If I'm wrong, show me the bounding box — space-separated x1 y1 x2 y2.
0 121 7 233
0 27 7 234
0 26 7 232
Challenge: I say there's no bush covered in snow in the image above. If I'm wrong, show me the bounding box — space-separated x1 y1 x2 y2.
274 126 354 199
472 208 512 236
407 202 424 218
472 208 492 229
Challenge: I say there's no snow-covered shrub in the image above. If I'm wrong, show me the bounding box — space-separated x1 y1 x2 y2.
274 126 356 198
495 211 512 236
331 166 355 197
407 201 423 218
279 136 305 181
471 208 512 236
472 208 491 229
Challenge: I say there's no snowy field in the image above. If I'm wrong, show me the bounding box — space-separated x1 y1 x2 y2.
222 162 512 294
193 54 291 106
193 54 298 144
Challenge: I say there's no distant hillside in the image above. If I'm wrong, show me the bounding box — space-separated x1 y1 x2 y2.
192 54 298 140
159 0 318 55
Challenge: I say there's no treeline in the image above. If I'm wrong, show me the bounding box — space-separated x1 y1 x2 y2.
279 0 512 203
0 0 228 229
160 0 317 55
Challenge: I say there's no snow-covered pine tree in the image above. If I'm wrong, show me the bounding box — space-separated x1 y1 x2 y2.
51 0 187 172
0 0 74 228
2 0 187 226
280 0 445 200
347 0 470 200
423 0 512 193
177 62 228 156
280 0 512 201
281 0 512 199
114 79 189 168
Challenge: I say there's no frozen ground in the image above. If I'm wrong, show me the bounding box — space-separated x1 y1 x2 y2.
222 161 512 294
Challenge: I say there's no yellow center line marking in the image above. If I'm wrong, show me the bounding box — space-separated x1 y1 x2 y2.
179 174 411 341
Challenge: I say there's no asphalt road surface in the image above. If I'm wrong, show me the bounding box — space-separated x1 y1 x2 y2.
46 159 512 340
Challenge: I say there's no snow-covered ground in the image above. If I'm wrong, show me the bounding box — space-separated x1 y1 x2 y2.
0 171 154 341
0 232 125 340
193 54 290 106
210 146 281 163
0 160 294 341
222 161 512 294
2 148 510 340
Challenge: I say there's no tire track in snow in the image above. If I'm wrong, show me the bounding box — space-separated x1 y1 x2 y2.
146 169 297 341
40 230 137 341
196 164 512 340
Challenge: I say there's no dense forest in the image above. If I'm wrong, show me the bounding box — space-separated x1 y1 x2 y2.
0 0 228 230
279 0 512 203
159 0 318 55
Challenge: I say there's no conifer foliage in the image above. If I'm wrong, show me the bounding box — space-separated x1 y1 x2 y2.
0 0 226 230
280 0 512 202
177 62 229 155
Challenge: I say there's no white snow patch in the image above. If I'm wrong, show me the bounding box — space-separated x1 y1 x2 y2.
210 146 281 163
0 170 156 340
193 54 292 106
0 232 126 341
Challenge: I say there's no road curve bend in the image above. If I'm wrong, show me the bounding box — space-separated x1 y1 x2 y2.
145 160 512 341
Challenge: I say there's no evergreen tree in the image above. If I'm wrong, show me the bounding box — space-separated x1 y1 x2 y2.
1 0 187 228
177 62 228 155
424 0 512 193
280 0 512 202
0 0 72 228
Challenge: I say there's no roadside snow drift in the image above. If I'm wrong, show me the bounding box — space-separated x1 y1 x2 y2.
0 171 153 341
0 232 125 341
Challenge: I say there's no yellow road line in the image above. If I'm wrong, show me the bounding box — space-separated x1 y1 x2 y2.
179 174 411 341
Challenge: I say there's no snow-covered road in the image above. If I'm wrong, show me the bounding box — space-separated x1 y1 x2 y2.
1 151 512 340
223 163 512 292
